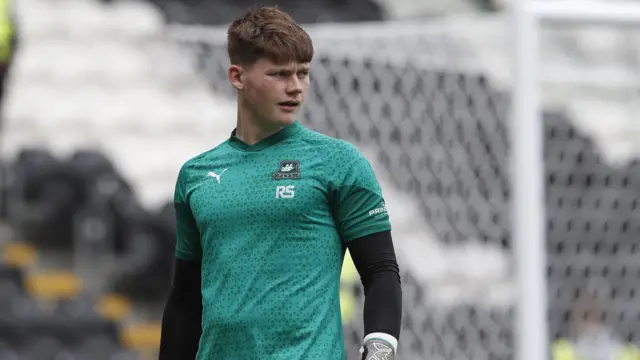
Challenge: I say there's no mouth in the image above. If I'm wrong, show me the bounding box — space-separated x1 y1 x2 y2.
278 101 300 111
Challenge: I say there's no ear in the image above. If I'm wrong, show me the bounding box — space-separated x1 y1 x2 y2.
228 64 244 91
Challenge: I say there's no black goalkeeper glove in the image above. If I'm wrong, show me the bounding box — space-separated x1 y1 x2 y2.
360 338 395 360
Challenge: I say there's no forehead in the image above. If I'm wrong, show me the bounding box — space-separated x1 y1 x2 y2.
252 58 310 71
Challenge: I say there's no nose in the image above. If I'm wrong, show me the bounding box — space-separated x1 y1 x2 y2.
286 76 303 95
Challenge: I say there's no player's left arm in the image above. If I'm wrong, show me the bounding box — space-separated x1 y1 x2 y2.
349 230 402 359
331 152 402 358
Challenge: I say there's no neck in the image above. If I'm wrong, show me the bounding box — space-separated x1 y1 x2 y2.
235 103 285 145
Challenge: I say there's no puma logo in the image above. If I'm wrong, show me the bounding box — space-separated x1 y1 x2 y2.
207 169 227 183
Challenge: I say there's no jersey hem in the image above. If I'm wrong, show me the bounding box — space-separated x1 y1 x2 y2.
175 250 201 262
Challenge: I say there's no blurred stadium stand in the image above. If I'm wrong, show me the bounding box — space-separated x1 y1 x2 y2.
145 0 386 25
1 0 640 359
1 0 236 358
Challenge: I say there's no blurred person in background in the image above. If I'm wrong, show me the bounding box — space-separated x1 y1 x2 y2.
553 284 640 360
0 0 15 130
340 250 359 324
158 6 402 360
341 251 363 360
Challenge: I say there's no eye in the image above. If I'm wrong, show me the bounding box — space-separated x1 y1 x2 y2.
298 71 309 78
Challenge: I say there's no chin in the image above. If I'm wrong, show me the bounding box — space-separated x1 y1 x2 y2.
273 114 297 126
281 117 296 126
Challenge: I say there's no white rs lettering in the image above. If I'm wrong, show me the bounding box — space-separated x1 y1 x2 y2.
276 185 295 199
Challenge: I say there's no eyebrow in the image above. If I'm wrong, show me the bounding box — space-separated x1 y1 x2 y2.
269 64 311 72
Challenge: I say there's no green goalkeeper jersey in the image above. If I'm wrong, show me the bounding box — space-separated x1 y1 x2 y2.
174 121 391 359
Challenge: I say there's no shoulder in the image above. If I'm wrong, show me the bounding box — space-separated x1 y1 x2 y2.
178 141 230 181
298 129 375 187
298 128 364 163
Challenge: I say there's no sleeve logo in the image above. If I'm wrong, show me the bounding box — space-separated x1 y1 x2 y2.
368 201 388 217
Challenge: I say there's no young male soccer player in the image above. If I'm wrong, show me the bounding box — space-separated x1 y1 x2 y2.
159 7 402 360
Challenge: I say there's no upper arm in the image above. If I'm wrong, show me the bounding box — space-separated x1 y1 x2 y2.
170 257 202 297
330 146 391 243
347 230 398 282
174 165 202 261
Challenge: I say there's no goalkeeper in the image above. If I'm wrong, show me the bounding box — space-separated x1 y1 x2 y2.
159 6 402 360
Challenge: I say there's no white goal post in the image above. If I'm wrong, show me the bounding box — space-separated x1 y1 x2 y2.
512 2 640 360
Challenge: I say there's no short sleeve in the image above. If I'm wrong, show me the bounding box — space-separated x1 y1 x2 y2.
174 165 202 261
331 154 391 243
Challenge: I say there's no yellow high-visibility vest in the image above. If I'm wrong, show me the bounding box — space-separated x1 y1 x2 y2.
0 0 13 63
553 339 640 360
341 250 359 285
340 250 359 323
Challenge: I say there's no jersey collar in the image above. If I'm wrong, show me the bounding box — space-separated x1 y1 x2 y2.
228 121 303 152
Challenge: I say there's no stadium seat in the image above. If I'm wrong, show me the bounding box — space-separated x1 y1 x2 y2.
145 0 384 25
3 82 51 128
88 43 151 84
121 323 161 351
109 1 164 39
20 337 65 360
16 0 67 42
63 1 115 40
0 263 25 291
26 272 82 301
0 346 19 360
11 45 51 82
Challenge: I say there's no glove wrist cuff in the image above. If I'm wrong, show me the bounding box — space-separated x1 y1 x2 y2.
364 332 398 353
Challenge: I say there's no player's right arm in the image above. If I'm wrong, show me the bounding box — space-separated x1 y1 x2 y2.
159 166 203 360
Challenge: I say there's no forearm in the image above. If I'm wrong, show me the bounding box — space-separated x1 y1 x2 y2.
362 261 402 339
159 291 202 359
348 231 403 342
159 258 203 360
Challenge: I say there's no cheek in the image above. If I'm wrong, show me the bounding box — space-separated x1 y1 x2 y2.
301 80 310 96
246 83 271 104
255 81 281 99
